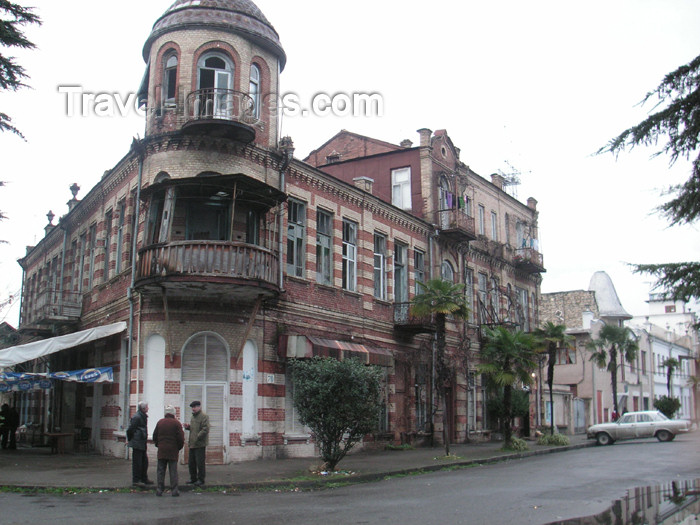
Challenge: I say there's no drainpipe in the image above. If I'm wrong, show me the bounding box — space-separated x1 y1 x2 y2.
125 138 145 431
277 137 294 292
58 225 68 315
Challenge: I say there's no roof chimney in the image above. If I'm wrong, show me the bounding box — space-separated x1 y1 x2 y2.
417 128 432 148
353 176 374 194
491 173 504 190
400 139 413 148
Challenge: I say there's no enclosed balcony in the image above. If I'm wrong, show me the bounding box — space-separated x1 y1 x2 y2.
437 209 477 242
20 290 82 331
183 89 260 142
513 247 546 273
135 174 287 301
393 302 436 334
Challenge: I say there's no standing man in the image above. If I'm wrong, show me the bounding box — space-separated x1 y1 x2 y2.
184 400 209 486
0 404 9 450
153 404 184 497
127 401 152 486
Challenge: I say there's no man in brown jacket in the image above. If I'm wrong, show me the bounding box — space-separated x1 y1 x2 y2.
152 405 185 497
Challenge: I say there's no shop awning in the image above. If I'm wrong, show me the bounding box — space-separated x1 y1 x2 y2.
279 334 393 367
0 322 127 368
0 367 114 392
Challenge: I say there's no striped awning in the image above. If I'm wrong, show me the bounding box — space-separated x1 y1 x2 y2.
279 335 393 367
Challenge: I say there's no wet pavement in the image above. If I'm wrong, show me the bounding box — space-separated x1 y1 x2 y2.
0 434 594 491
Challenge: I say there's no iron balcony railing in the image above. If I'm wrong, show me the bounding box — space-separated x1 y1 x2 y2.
514 247 545 272
393 302 435 333
438 209 477 240
22 289 82 327
184 89 261 127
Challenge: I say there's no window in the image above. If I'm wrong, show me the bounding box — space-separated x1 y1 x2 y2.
491 211 498 241
287 200 306 278
490 277 499 314
197 52 234 118
391 167 411 210
465 268 475 323
665 305 676 313
441 260 454 282
556 347 576 365
342 219 357 292
516 221 525 248
478 205 485 236
104 210 113 281
316 209 332 285
163 53 178 105
249 64 261 118
394 242 408 303
414 249 425 295
374 233 387 300
88 224 97 289
116 200 125 274
641 351 647 375
284 372 308 435
517 286 530 331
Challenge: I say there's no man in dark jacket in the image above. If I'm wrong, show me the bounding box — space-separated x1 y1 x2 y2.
127 401 152 486
184 400 209 486
153 405 184 497
0 404 10 450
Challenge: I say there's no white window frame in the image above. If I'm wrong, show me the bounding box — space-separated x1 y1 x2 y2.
342 219 357 292
391 167 411 210
316 209 333 286
374 233 387 300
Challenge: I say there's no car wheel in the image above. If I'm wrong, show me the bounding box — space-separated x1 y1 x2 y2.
596 432 613 446
656 430 672 442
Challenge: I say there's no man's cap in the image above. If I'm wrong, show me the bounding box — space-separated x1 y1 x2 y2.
189 401 201 407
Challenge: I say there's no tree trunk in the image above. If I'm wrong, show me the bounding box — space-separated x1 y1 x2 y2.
504 384 512 446
442 395 450 456
548 345 555 435
611 349 619 418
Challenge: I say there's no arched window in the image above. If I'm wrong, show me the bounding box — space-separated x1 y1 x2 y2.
197 52 234 119
162 53 178 106
441 260 455 282
197 52 234 91
249 64 261 118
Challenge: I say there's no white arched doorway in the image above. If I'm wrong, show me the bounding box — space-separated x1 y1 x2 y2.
144 334 166 437
241 340 258 439
181 332 229 464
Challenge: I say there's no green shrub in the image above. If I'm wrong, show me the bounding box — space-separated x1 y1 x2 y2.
503 437 529 452
537 433 570 446
654 396 682 419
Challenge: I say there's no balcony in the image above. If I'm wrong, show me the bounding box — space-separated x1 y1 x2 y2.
393 302 436 334
437 209 477 242
21 290 82 330
135 241 281 301
513 247 546 273
183 89 260 142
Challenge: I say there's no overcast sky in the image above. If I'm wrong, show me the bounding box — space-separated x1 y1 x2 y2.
1 0 699 326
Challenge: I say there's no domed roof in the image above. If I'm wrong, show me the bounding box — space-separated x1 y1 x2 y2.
144 0 286 70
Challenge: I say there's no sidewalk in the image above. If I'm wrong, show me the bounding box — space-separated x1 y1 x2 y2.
0 435 594 491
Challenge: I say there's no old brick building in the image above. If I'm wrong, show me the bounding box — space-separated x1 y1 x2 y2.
3 0 544 462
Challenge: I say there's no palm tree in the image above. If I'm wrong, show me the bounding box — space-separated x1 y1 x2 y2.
477 326 537 447
587 324 639 418
534 322 573 435
662 357 680 395
411 278 470 455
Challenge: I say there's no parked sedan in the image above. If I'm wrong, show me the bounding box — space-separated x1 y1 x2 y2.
587 410 691 446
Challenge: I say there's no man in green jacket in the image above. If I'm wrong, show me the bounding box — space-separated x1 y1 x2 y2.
184 400 209 486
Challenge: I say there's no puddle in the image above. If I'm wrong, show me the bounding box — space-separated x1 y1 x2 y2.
545 479 700 525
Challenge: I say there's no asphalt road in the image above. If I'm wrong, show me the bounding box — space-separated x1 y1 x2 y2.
3 434 699 525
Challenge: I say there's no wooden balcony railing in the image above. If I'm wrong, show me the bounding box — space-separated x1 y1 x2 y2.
22 289 82 328
136 241 280 290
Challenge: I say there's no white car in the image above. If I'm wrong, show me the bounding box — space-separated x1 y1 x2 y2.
586 410 691 446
